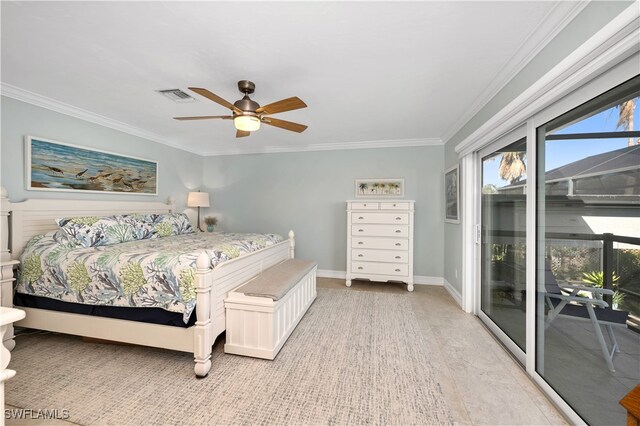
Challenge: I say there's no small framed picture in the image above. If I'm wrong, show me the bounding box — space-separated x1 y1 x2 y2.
445 165 459 223
355 178 404 198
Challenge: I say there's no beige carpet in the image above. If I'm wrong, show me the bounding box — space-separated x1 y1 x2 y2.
6 288 453 425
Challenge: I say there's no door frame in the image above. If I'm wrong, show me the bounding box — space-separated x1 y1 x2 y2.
460 46 639 426
474 125 528 365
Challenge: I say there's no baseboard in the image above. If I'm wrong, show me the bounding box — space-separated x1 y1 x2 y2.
414 275 443 286
317 270 444 286
317 269 346 279
443 278 463 307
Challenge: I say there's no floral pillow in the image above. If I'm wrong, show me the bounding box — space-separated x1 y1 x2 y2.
56 215 137 248
56 212 194 248
116 214 156 241
143 213 195 237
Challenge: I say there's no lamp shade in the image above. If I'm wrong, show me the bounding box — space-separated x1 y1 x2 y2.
187 191 210 208
234 115 260 132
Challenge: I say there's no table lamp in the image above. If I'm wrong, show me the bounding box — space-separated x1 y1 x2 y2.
187 191 210 232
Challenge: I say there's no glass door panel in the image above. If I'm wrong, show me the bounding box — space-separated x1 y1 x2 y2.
536 75 640 425
480 138 527 352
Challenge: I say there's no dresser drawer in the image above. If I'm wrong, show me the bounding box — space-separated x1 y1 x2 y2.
380 202 410 210
352 224 408 237
351 212 408 224
352 249 408 263
350 202 379 210
351 237 408 250
351 261 409 276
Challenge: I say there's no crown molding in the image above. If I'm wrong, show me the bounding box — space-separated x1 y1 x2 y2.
202 137 442 157
2 82 441 157
455 2 640 157
0 83 202 156
440 0 589 144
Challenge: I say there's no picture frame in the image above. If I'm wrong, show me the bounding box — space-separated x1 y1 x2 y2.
444 165 459 223
355 178 404 198
25 136 158 195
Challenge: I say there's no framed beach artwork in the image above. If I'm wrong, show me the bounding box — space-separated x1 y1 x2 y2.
25 136 158 195
445 165 459 223
355 178 404 198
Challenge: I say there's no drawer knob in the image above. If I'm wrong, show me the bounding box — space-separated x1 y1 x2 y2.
358 216 364 219
358 267 363 270
393 204 397 207
395 230 401 233
358 242 364 245
395 268 401 272
363 204 367 206
358 254 363 257
395 243 401 246
358 229 364 232
395 256 401 259
396 217 402 220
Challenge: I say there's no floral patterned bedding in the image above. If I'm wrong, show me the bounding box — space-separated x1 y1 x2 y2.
17 231 285 323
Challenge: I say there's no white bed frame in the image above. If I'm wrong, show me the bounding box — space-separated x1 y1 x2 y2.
0 188 294 377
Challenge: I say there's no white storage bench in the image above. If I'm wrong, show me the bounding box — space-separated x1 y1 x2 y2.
224 259 317 360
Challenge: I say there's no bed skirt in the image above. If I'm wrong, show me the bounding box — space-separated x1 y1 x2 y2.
14 293 196 328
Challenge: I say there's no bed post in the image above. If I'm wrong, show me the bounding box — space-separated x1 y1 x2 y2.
1 187 19 351
1 187 10 263
193 252 213 378
288 230 295 259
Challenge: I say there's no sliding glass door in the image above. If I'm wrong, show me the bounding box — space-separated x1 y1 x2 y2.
478 135 527 359
466 33 639 422
535 75 640 425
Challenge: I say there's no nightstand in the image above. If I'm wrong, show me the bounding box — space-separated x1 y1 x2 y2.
1 306 25 426
1 260 19 351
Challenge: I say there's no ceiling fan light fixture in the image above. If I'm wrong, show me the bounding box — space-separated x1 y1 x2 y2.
234 115 260 132
178 83 307 137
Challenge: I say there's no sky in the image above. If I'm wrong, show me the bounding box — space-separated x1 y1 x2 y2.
482 100 639 188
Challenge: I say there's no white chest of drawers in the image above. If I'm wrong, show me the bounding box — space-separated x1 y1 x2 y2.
346 200 415 291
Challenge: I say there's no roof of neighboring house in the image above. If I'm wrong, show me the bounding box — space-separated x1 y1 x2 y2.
545 144 640 182
500 144 640 189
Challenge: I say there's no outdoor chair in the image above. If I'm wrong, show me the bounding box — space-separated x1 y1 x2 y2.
544 265 629 373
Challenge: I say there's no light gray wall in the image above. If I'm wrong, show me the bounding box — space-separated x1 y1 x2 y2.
444 141 464 292
441 1 633 293
201 146 444 277
446 1 633 148
1 97 203 211
0 96 443 279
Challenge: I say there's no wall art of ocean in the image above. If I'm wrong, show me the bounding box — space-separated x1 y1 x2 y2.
29 139 157 194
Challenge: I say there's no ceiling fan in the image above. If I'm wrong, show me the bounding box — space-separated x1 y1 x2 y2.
174 81 308 138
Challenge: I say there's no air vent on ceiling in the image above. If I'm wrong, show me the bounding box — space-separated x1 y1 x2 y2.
156 89 196 103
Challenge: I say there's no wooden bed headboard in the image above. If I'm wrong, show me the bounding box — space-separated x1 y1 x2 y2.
0 187 174 261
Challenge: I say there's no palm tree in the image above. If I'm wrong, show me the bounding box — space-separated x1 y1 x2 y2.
617 98 638 146
358 183 368 195
498 152 526 184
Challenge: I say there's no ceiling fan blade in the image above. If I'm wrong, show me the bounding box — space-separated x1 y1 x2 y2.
256 97 307 115
173 115 232 121
236 130 251 138
189 87 242 114
262 117 308 133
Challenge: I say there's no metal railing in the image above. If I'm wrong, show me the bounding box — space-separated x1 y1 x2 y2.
488 229 640 326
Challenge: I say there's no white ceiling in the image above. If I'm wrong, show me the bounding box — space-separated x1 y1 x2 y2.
1 1 583 156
